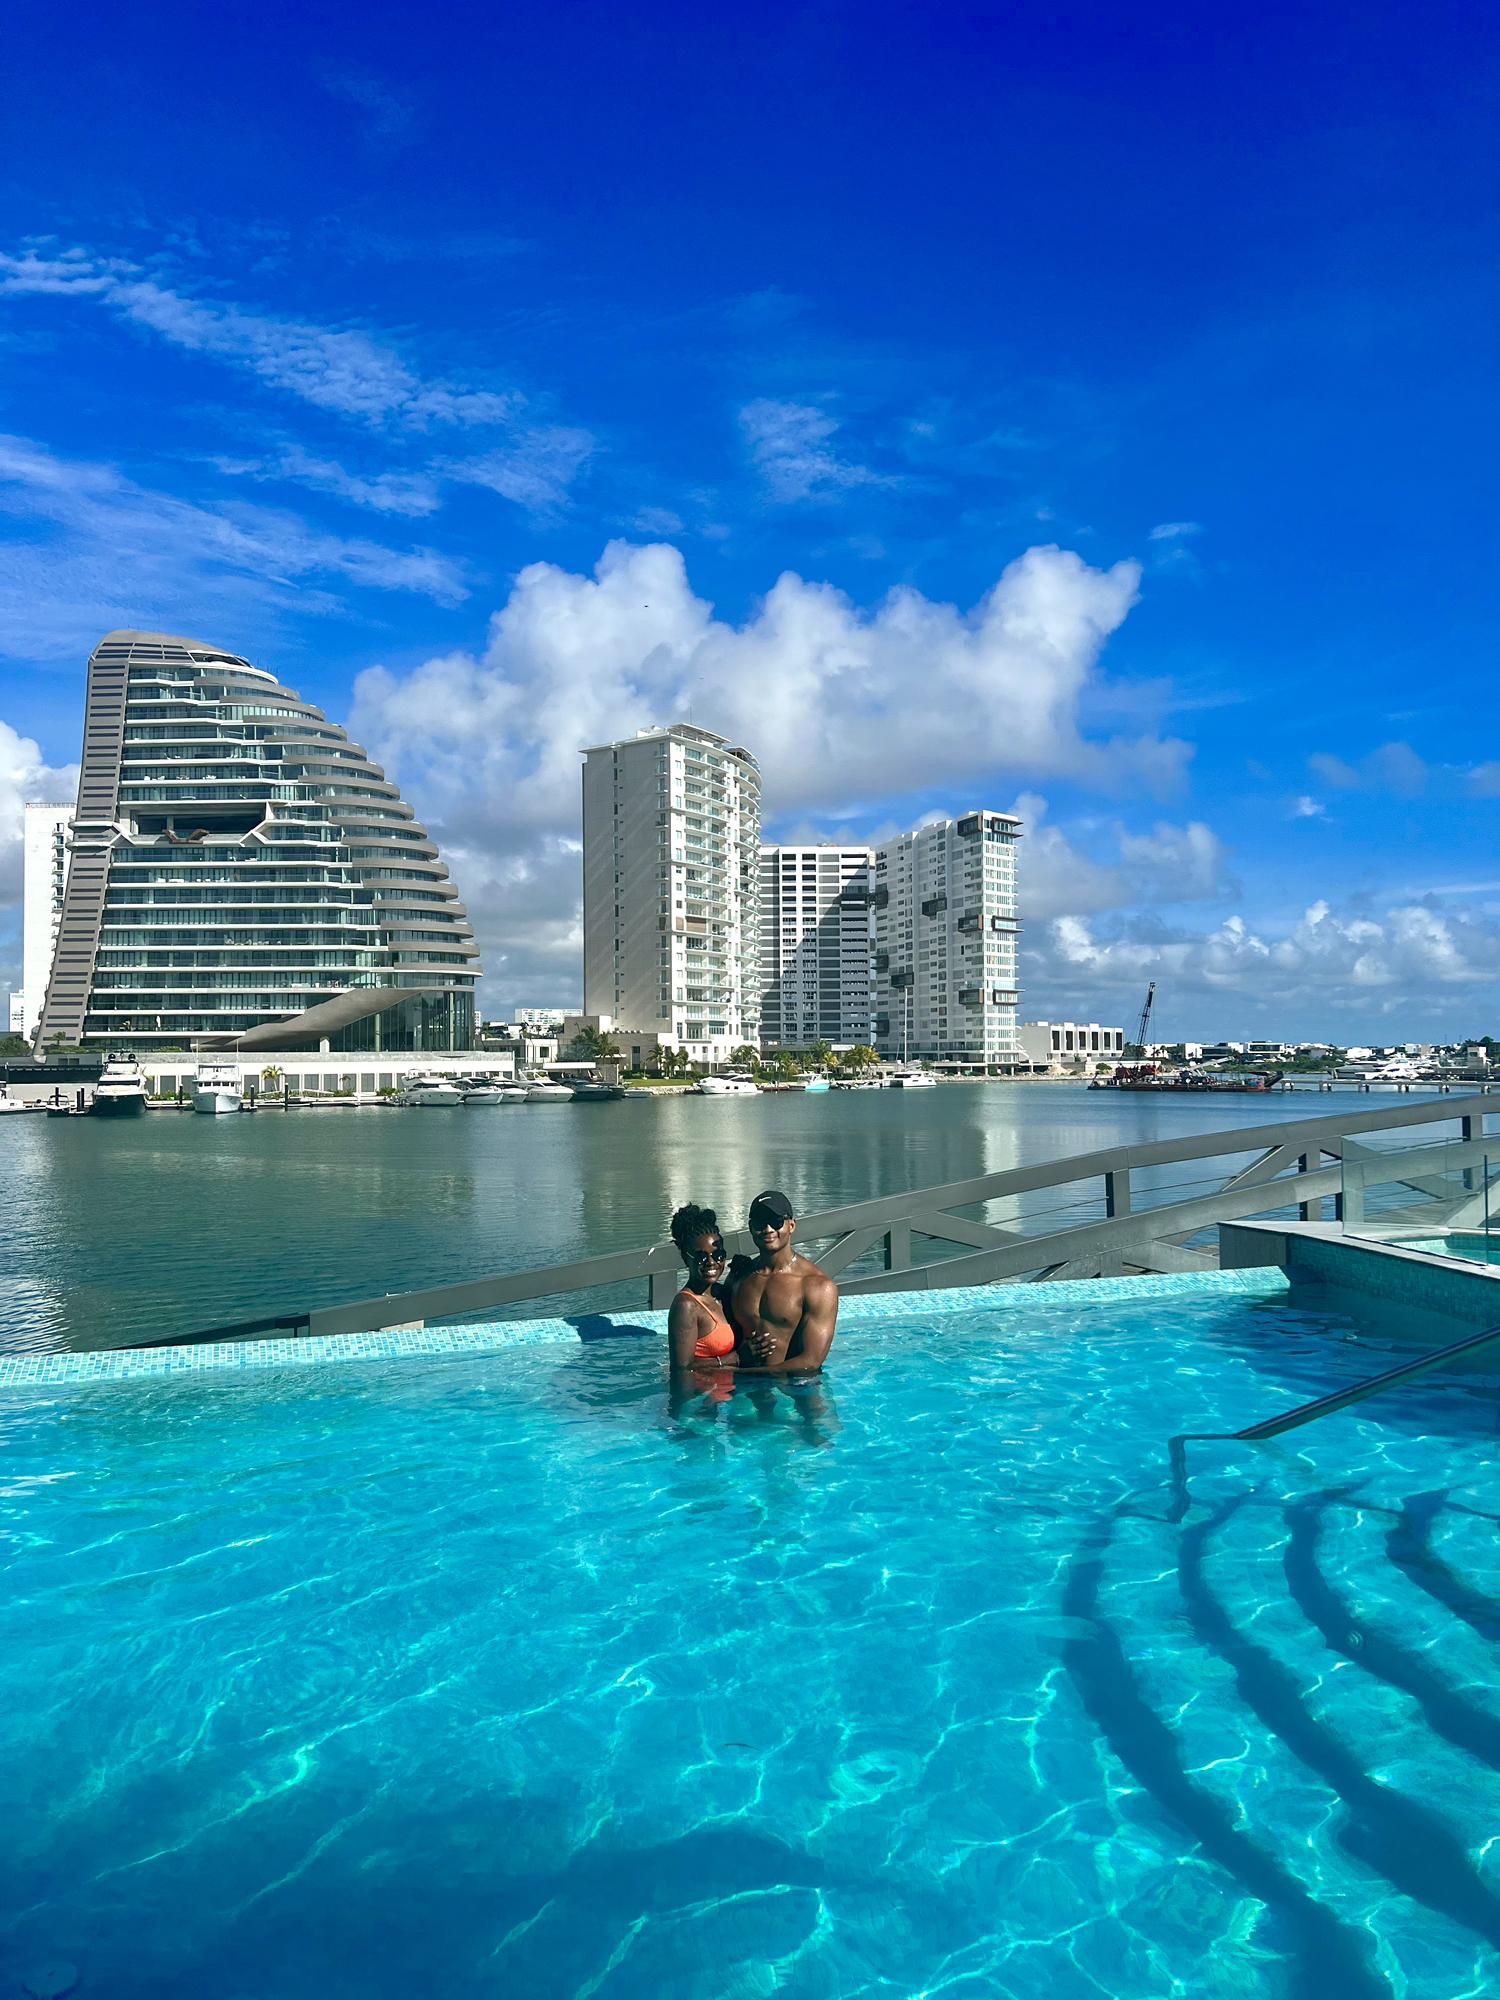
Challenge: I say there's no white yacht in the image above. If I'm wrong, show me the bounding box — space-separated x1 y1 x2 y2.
833 1074 884 1090
399 1072 465 1106
90 1053 148 1118
458 1075 509 1105
189 1058 244 1115
0 1086 35 1115
525 1078 575 1101
888 1067 938 1088
697 1072 760 1096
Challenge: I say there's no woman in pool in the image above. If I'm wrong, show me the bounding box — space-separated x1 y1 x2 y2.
667 1202 739 1372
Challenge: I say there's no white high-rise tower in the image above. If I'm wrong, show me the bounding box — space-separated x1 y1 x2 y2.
871 811 1022 1067
11 803 75 1040
582 724 762 1066
758 844 873 1048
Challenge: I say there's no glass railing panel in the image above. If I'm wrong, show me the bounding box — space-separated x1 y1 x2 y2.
1340 1134 1500 1261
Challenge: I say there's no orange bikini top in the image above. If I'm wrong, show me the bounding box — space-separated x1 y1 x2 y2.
691 1296 736 1360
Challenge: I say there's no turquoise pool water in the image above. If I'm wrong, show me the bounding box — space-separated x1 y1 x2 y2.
3 1276 1500 1999
1409 1231 1500 1268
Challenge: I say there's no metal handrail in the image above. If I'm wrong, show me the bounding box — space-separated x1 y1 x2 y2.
102 1091 1492 1351
1233 1321 1500 1440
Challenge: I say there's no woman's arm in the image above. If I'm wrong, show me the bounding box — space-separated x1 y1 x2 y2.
667 1293 702 1370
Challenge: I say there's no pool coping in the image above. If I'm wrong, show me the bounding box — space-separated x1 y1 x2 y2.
1222 1219 1500 1328
0 1267 1289 1389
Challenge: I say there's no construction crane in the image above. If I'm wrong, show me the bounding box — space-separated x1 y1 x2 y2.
1131 982 1156 1059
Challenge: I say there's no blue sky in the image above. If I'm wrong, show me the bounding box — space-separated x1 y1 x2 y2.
2 0 1498 1039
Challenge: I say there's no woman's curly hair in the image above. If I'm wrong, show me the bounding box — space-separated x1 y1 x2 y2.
670 1202 720 1259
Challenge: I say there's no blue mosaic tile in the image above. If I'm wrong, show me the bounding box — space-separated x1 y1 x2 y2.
0 1266 1291 1390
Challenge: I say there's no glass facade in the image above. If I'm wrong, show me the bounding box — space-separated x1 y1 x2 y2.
36 631 480 1051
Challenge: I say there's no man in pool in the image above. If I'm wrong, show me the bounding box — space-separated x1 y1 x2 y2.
727 1189 839 1373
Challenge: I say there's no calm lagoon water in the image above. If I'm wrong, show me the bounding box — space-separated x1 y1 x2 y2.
0 1082 1463 1352
3 1277 1499 1998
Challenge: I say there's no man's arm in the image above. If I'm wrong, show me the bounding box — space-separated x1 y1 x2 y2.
736 1273 838 1374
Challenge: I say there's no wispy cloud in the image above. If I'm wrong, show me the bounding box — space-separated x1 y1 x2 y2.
1309 741 1428 796
1148 520 1202 541
443 427 595 516
0 433 469 662
317 69 416 146
210 445 443 517
1289 794 1327 819
0 245 518 429
739 399 891 504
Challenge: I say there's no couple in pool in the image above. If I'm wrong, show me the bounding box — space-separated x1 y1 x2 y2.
667 1188 838 1378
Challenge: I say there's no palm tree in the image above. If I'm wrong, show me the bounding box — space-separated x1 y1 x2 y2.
840 1044 880 1073
260 1064 284 1093
564 1026 620 1063
805 1039 833 1071
728 1043 762 1073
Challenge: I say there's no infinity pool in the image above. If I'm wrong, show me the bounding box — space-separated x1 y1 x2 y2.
3 1274 1499 1999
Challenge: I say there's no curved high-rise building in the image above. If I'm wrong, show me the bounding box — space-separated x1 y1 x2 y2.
35 630 480 1053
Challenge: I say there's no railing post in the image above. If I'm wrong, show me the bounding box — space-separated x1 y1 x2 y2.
1341 1152 1364 1232
1297 1151 1317 1222
1462 1114 1480 1193
884 1220 912 1272
648 1267 678 1309
1105 1168 1131 1219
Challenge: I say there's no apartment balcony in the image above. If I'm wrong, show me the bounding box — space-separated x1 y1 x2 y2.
957 911 982 932
871 886 889 908
890 969 914 990
920 895 947 917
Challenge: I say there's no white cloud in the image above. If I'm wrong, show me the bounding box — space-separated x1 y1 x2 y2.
1148 520 1201 541
443 428 595 515
1010 793 1233 922
0 244 530 433
739 399 889 504
1028 895 1500 1036
1290 794 1326 819
0 717 76 922
346 537 1180 1004
210 446 442 517
1308 740 1428 796
0 433 469 662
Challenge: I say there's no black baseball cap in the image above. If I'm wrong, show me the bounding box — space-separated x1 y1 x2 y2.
749 1189 795 1226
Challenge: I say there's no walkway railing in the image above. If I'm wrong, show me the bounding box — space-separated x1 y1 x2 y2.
145 1093 1493 1351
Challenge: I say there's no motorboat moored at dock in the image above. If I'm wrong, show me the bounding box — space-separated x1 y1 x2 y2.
189 1059 244 1115
887 1067 938 1088
696 1072 760 1096
399 1073 466 1106
525 1079 576 1101
89 1053 148 1117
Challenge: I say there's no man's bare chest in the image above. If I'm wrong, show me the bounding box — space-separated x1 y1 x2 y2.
738 1267 806 1329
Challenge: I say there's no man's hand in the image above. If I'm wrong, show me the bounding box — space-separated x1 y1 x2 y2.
741 1324 776 1363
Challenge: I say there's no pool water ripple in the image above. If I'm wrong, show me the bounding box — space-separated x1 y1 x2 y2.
3 1281 1500 1997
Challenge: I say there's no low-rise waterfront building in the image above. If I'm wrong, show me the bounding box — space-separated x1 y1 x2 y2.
136 1049 519 1102
34 630 480 1055
582 722 762 1067
1018 1021 1125 1073
871 812 1022 1068
758 844 873 1049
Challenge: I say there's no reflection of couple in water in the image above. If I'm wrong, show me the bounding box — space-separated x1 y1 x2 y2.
667 1189 838 1388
